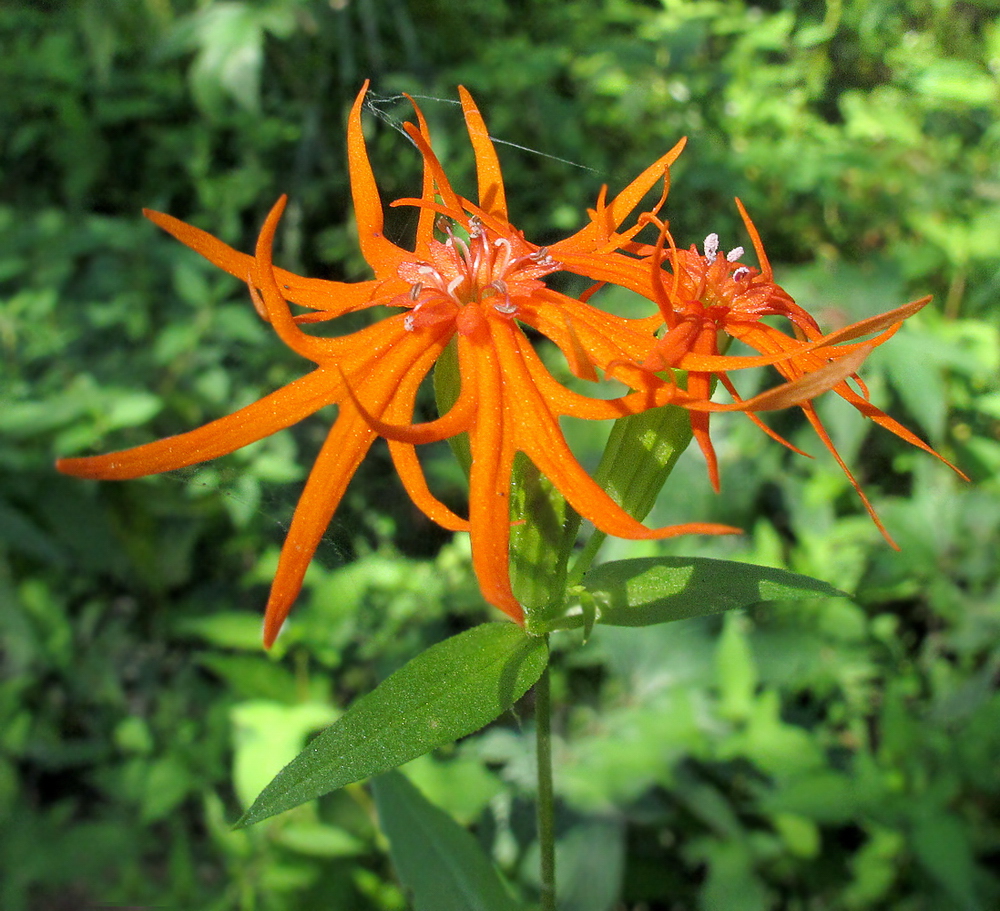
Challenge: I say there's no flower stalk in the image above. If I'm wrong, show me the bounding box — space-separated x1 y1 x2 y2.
534 647 556 911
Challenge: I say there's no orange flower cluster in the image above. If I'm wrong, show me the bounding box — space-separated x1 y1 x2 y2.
57 83 961 645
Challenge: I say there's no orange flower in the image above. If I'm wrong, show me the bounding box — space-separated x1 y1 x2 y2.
56 83 739 646
634 202 967 543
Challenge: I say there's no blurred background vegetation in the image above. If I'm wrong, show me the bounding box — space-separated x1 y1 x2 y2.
2 0 999 909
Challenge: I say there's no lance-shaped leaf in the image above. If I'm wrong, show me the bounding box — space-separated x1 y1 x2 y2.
236 623 548 827
373 770 521 911
580 557 845 627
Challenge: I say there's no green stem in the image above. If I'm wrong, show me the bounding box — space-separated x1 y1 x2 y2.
535 644 556 911
565 529 607 589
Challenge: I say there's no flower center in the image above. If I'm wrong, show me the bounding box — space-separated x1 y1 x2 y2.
670 232 757 316
399 217 560 333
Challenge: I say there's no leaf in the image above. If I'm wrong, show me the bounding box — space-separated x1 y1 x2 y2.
582 557 845 627
373 770 520 911
236 623 548 827
230 701 338 810
911 810 981 911
552 818 625 911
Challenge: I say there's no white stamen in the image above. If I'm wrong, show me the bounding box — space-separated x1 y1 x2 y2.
726 246 745 262
409 282 423 301
404 313 416 331
704 233 719 261
732 267 751 281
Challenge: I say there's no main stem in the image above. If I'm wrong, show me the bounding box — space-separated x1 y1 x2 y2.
535 643 556 911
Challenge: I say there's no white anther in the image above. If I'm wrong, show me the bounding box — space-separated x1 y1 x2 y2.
493 299 517 315
704 233 719 261
732 267 751 281
726 246 745 262
404 313 416 331
409 282 423 301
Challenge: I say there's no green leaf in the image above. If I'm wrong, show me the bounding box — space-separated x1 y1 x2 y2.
582 557 845 627
911 810 981 910
373 770 520 911
236 623 548 827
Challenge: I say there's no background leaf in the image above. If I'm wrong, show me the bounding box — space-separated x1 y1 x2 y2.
373 770 520 911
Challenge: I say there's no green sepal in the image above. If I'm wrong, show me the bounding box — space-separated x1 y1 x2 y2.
567 399 695 589
235 623 548 827
373 770 520 911
593 399 693 524
434 338 472 476
510 453 581 630
577 557 845 627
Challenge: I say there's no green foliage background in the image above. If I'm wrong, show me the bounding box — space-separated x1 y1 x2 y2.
2 0 999 908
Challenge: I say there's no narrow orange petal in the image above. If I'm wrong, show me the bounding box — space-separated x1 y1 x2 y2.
835 385 969 480
402 95 440 253
263 406 378 646
336 329 475 446
400 122 466 217
373 331 471 531
556 137 687 253
813 296 932 346
388 441 470 531
717 372 812 457
461 333 524 624
263 325 452 644
798 402 898 548
143 209 378 315
491 320 738 541
458 86 508 220
56 365 345 480
347 80 409 275
730 346 872 412
686 371 720 492
254 197 345 363
734 198 773 280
